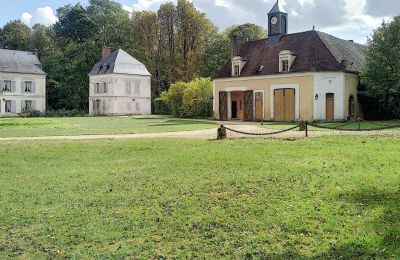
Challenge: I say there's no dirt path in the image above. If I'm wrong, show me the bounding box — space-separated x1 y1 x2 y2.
1 125 399 141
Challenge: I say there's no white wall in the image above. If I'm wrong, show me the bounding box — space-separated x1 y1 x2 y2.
0 72 46 116
313 72 345 121
89 74 151 115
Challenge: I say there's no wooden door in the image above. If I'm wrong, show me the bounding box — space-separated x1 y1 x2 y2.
326 93 334 121
244 90 254 121
284 89 295 121
255 92 264 121
219 91 228 120
274 89 295 121
274 89 285 121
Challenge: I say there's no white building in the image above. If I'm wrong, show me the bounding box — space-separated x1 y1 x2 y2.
0 49 46 117
88 48 152 116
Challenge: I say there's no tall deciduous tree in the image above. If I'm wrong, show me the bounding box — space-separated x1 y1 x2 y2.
54 4 97 43
0 20 31 50
224 23 267 42
360 16 400 119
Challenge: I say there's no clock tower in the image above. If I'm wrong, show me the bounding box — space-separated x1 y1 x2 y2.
268 0 288 44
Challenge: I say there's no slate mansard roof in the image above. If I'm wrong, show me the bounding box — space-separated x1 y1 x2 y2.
88 49 151 77
0 49 46 75
214 30 366 79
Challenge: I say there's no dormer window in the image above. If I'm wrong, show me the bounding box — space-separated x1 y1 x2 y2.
281 60 289 72
279 50 296 73
232 56 246 77
233 64 240 76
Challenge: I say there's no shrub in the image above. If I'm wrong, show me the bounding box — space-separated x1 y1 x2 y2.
154 77 213 118
45 109 87 117
19 110 45 118
154 92 171 115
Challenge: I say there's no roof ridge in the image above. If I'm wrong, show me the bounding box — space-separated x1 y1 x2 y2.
0 48 35 54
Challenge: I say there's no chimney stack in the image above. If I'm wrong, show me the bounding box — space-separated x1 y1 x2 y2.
102 47 112 59
33 49 40 60
231 35 242 58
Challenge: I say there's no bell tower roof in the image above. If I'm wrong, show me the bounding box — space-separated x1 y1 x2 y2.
268 0 287 14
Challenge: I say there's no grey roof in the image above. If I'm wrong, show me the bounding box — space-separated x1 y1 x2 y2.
268 0 287 14
316 31 366 73
0 49 46 75
88 49 151 76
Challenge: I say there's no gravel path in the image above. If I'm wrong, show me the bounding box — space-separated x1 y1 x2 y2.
1 125 399 141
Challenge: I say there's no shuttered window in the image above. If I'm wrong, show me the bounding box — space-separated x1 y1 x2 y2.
3 80 12 91
5 100 11 112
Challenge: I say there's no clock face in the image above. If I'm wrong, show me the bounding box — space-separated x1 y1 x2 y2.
271 16 278 25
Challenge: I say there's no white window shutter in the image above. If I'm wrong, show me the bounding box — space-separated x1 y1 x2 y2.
0 80 3 90
11 100 16 113
11 82 16 92
32 82 36 93
135 102 140 113
21 100 25 111
21 81 25 93
12 81 16 93
32 100 36 110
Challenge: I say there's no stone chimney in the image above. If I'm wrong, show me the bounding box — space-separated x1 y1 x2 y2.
102 47 112 59
231 35 242 58
33 49 40 60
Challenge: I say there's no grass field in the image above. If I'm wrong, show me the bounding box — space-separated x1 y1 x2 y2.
0 137 399 258
0 116 217 138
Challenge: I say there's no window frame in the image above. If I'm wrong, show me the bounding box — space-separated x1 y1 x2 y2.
3 80 12 91
281 59 289 72
24 81 32 93
5 100 11 113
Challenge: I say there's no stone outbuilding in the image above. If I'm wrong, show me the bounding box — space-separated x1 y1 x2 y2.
88 48 152 116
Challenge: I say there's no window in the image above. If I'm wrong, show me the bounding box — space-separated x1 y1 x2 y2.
5 100 11 113
95 83 100 94
135 82 140 94
3 80 11 91
126 82 132 95
234 64 240 76
103 82 108 93
24 100 32 111
24 81 32 92
349 95 355 117
135 102 140 113
281 60 289 72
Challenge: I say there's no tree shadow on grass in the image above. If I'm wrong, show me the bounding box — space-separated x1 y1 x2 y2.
149 120 215 127
329 189 400 258
243 190 399 259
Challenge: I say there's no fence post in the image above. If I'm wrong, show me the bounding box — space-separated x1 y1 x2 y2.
217 125 227 140
305 121 309 137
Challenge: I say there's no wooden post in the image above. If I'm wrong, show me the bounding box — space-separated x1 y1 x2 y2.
217 125 227 140
305 121 309 137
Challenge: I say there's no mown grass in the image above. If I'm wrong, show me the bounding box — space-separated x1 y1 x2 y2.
0 116 217 137
0 137 399 258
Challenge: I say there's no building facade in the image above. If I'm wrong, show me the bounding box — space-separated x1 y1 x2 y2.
213 1 365 122
0 49 46 117
88 48 152 116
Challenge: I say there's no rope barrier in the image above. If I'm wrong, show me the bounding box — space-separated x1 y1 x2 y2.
308 121 400 132
223 124 302 136
217 119 400 139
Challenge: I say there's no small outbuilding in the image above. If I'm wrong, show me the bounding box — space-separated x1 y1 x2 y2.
88 47 152 116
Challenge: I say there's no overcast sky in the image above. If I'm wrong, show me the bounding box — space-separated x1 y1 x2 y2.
0 0 398 44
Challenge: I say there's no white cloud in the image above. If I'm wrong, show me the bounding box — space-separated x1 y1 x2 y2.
21 12 33 25
20 6 58 27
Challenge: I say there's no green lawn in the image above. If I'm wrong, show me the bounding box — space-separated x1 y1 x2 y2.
0 116 217 137
261 121 400 132
0 137 399 258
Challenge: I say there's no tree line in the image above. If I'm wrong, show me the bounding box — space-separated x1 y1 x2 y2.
0 0 265 112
